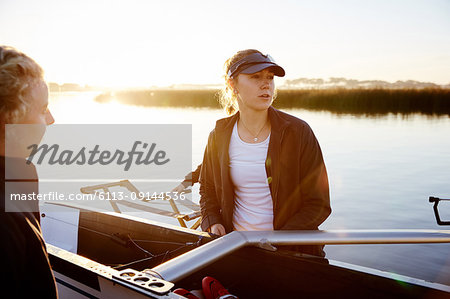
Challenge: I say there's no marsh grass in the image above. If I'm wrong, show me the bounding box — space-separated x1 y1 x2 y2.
95 88 450 116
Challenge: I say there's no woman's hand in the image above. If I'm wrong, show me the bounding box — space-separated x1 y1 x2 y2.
209 224 226 236
171 183 186 193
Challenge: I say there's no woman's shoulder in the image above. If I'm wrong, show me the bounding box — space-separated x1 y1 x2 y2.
270 107 312 131
204 113 238 143
215 113 238 127
210 113 238 134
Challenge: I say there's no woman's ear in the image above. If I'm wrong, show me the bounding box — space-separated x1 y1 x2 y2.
227 77 238 95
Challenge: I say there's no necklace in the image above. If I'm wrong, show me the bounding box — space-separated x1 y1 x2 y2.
239 117 267 142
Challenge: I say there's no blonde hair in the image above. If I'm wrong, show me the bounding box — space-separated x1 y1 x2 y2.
0 46 44 123
219 49 262 115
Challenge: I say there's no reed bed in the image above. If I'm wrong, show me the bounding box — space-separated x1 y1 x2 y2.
95 88 450 116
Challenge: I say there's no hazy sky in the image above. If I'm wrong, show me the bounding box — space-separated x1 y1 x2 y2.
1 0 449 87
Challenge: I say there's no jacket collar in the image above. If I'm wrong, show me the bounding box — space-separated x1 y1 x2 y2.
268 106 290 131
215 106 290 134
213 106 291 154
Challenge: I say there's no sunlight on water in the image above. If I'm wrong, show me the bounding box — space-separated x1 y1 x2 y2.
50 92 224 165
51 92 219 125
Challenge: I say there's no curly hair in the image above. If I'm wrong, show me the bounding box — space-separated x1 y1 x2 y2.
0 46 44 123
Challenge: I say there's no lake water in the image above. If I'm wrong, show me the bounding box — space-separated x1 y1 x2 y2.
47 91 450 285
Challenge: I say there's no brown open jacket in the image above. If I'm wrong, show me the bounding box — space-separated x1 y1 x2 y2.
199 107 331 255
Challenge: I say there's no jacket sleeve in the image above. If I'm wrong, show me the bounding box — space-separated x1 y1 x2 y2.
181 164 202 188
199 130 224 231
281 126 331 230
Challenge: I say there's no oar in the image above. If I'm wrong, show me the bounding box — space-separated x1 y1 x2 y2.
153 229 450 282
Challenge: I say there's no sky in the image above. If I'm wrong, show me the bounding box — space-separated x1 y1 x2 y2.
1 0 449 88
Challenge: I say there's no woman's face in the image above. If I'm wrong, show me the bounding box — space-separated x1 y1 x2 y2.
22 80 54 125
4 80 55 158
233 68 275 113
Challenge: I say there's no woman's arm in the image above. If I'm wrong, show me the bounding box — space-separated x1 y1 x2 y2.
281 126 331 230
199 130 225 232
182 164 202 187
171 164 202 193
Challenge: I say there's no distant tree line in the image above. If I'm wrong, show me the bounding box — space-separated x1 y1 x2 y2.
94 88 450 116
283 78 449 89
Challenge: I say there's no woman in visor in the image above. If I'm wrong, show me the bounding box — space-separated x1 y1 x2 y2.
199 49 331 257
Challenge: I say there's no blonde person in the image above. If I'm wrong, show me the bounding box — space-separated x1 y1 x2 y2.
0 46 57 298
199 49 331 256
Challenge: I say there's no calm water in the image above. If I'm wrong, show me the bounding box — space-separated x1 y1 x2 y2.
48 92 450 285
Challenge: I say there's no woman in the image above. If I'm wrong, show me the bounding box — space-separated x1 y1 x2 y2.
0 45 57 298
199 49 331 256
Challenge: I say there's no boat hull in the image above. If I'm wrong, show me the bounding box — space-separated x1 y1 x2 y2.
43 206 450 298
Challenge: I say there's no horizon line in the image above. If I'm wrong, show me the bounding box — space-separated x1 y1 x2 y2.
46 78 450 91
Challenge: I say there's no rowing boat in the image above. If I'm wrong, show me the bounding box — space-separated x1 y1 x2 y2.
41 200 450 298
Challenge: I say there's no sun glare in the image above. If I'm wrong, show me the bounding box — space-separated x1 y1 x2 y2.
2 0 449 88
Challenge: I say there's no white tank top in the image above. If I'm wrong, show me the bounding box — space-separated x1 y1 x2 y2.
229 121 274 231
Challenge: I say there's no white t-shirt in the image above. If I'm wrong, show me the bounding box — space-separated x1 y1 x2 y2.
229 121 274 231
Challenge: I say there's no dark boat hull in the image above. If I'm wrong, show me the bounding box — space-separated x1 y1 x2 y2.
44 207 450 298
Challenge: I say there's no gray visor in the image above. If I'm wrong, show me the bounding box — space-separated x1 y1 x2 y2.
227 53 285 78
